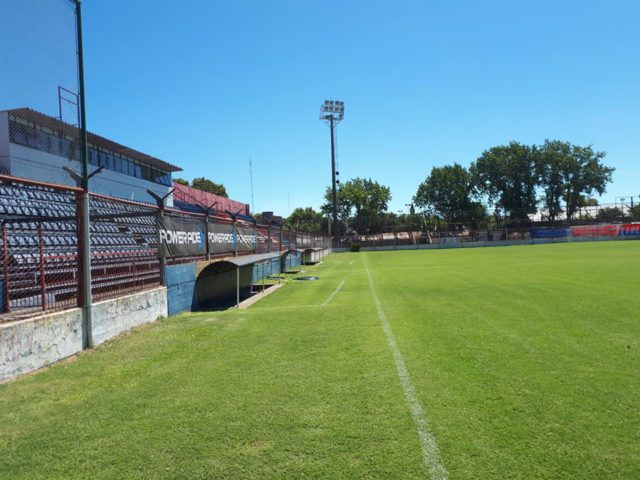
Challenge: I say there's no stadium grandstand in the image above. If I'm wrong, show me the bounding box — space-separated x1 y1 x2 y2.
0 108 330 324
0 108 180 204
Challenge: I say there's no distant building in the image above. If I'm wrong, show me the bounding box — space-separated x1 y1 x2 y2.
0 108 181 204
172 181 249 216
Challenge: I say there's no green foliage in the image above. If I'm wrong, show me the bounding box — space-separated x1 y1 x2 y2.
173 177 189 186
578 195 599 207
414 163 486 227
629 204 640 220
538 140 613 220
471 141 539 223
191 177 228 198
286 207 324 233
467 140 614 224
323 177 391 234
596 207 624 221
350 243 361 252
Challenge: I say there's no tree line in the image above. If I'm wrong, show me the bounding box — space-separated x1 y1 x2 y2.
417 140 614 226
288 139 618 234
172 139 618 235
174 177 228 198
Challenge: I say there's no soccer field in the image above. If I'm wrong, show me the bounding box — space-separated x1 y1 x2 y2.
1 242 638 479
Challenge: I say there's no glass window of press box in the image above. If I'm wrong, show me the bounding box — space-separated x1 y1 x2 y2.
8 120 172 186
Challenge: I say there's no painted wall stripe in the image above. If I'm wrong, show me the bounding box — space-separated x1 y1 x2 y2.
363 255 448 480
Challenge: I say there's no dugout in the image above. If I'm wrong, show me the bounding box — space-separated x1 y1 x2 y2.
302 247 324 265
194 252 280 309
281 249 303 272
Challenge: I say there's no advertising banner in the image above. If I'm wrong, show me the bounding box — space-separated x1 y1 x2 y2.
235 225 256 253
158 218 258 258
206 222 235 254
157 216 206 258
571 225 620 237
530 228 569 239
621 223 640 236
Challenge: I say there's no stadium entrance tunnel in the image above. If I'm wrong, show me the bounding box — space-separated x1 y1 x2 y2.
194 252 280 310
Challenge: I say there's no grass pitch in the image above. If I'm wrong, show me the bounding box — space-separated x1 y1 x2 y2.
1 242 638 479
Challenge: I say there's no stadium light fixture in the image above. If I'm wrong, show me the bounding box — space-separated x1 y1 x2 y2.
319 100 345 242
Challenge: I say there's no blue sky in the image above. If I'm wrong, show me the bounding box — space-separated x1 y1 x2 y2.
3 0 640 215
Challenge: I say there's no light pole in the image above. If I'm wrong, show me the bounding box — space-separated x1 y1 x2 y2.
319 100 345 244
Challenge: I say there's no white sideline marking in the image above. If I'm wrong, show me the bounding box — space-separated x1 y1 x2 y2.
321 280 345 306
363 256 448 480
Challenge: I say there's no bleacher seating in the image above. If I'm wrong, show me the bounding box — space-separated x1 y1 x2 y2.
0 182 160 316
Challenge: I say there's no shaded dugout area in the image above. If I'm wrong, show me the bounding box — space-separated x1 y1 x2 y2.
281 249 303 272
194 252 280 309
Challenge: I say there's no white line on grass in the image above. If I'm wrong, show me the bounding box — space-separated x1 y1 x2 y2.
321 280 345 306
363 255 448 480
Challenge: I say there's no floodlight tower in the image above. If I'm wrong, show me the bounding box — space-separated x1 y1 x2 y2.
319 100 345 241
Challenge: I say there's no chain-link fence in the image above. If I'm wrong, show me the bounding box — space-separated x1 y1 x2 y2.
89 194 161 302
1 0 83 188
0 176 328 323
337 222 640 250
0 178 80 319
0 0 330 325
409 201 640 233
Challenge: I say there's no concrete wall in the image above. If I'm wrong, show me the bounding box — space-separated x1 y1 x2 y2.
0 308 83 382
90 287 168 346
166 263 197 316
1 287 168 382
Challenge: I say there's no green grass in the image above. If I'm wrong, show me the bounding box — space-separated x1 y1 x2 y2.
1 242 639 479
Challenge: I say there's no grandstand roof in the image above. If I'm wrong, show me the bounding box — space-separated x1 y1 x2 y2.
5 108 182 173
172 182 249 216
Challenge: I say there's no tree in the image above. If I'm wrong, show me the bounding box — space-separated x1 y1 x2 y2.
596 207 624 221
629 204 640 221
191 177 228 198
323 178 391 234
414 163 484 226
173 177 189 186
286 207 324 233
470 142 539 224
578 196 599 207
537 140 614 220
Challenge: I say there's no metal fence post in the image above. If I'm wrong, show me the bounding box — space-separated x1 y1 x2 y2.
253 222 258 254
38 225 46 311
2 223 9 313
233 219 238 257
75 0 94 349
76 192 92 347
236 266 240 307
205 212 211 261
156 209 166 286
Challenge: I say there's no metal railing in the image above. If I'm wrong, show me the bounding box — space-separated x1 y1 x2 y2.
0 175 330 324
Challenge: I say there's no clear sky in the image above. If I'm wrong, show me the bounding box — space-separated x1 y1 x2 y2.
4 1 640 215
